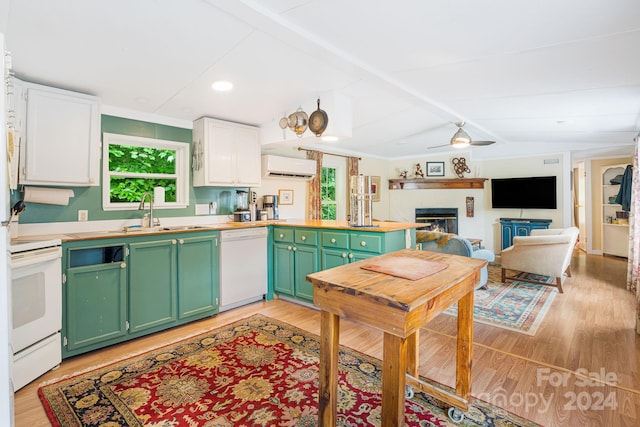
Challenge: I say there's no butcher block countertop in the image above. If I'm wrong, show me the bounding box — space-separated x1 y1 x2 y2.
274 219 423 233
308 248 486 314
11 220 422 243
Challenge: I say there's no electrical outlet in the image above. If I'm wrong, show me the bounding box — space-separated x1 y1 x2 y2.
78 210 88 221
195 204 210 215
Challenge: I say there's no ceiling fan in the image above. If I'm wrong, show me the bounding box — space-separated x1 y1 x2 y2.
428 121 496 149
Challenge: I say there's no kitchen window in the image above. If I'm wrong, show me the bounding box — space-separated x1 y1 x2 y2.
321 166 337 220
102 133 189 210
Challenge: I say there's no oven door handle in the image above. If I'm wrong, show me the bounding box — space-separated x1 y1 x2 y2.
9 246 62 269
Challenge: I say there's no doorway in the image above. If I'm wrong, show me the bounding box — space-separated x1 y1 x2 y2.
573 162 587 252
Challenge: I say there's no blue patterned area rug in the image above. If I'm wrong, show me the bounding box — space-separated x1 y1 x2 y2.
444 268 557 335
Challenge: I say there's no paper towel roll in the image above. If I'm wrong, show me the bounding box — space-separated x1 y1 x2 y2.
154 187 165 204
24 187 74 205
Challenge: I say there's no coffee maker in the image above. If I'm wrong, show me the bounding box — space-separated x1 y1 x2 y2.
262 195 279 220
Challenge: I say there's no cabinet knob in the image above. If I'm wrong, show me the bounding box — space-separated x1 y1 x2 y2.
120 262 126 269
279 233 284 238
341 252 347 258
292 246 297 252
287 245 292 251
179 239 184 244
348 253 354 259
301 235 306 241
172 239 177 245
331 238 336 243
360 241 366 247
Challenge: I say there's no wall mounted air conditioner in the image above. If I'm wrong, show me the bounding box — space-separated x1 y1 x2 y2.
262 155 316 180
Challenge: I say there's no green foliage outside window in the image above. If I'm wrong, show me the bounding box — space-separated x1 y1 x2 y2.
322 204 336 220
321 167 337 220
108 145 177 202
109 177 177 203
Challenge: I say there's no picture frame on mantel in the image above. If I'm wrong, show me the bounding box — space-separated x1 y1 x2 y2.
426 161 445 177
279 189 293 205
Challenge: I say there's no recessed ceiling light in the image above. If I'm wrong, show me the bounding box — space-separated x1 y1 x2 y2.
211 80 233 92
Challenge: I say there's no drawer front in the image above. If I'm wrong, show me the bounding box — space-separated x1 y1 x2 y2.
295 229 318 246
273 227 294 243
350 233 383 254
321 231 349 249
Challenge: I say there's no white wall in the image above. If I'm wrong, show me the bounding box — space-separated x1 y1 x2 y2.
481 154 567 253
254 178 308 220
385 152 568 253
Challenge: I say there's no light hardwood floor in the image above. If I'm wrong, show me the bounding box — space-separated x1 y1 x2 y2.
14 251 639 426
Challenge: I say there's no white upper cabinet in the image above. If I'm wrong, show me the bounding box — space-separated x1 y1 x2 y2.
20 80 100 186
192 117 261 187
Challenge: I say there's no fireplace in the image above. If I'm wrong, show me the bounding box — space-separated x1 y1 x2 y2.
415 208 458 234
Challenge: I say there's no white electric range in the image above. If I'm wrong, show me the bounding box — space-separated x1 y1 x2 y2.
8 237 62 390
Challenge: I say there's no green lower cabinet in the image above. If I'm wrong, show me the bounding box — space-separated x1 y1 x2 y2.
272 227 318 302
128 239 178 334
274 227 410 304
65 262 127 351
320 230 398 269
62 232 219 359
320 247 349 269
177 234 219 319
273 242 295 296
349 251 374 262
292 244 318 301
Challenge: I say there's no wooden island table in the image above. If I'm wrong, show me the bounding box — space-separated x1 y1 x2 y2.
307 248 486 426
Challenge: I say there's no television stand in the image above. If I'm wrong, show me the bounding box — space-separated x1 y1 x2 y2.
500 218 552 249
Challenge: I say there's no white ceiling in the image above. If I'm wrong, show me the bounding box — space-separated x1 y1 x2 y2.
2 0 639 160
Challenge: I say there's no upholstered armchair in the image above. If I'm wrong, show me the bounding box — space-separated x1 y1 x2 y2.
500 227 579 293
417 231 495 289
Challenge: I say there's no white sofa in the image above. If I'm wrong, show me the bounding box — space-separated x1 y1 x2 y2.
500 227 579 293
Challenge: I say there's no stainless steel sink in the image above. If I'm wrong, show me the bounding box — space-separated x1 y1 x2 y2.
159 225 207 231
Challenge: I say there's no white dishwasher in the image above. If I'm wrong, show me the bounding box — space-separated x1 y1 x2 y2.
219 227 268 312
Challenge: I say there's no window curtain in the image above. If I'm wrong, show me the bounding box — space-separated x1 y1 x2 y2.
306 150 323 220
346 156 359 218
626 136 640 334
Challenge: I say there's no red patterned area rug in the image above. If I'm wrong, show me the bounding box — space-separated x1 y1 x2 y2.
39 314 539 426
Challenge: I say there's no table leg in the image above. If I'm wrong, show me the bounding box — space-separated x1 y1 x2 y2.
406 329 419 377
456 290 474 402
318 310 339 427
382 332 408 426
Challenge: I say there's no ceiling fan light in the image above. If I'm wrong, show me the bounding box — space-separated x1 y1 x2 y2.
450 128 471 148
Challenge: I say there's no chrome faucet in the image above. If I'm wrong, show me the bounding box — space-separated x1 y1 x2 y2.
138 192 159 227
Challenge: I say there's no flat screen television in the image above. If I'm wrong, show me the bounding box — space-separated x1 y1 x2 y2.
491 176 557 209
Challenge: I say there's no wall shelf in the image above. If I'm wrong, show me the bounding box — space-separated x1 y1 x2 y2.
388 178 487 190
